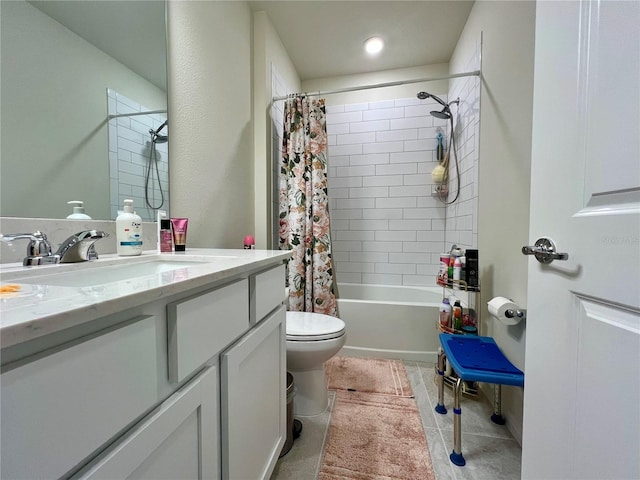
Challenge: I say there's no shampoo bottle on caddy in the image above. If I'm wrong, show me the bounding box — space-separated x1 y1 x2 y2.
116 199 143 256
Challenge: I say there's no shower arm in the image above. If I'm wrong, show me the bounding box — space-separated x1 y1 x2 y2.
152 121 168 136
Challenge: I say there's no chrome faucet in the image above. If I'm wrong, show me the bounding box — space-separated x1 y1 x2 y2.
55 230 108 263
1 230 108 266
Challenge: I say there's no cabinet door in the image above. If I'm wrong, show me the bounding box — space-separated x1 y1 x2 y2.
1 316 159 480
221 305 286 480
75 366 219 480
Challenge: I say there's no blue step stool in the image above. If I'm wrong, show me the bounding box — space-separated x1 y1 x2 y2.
435 333 524 466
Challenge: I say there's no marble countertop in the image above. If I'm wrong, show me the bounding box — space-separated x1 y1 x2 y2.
0 248 291 349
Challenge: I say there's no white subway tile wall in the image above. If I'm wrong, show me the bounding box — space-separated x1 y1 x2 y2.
270 65 290 249
107 89 168 222
269 69 479 288
326 97 450 287
445 47 481 253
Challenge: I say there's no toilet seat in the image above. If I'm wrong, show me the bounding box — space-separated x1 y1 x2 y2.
286 311 345 341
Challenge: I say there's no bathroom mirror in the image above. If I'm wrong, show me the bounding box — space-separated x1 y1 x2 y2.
0 0 168 221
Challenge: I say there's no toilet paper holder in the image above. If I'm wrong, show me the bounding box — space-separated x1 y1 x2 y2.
488 296 527 325
504 308 526 320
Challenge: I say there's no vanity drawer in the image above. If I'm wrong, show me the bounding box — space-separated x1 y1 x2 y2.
167 279 249 383
254 264 286 323
0 315 159 480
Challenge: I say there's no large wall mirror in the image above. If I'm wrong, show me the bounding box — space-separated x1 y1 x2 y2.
0 0 168 221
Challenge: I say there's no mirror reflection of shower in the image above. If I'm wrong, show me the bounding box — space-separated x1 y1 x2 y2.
146 120 167 210
417 91 461 204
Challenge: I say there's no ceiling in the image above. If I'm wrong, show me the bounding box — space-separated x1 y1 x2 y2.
28 1 474 90
248 1 474 81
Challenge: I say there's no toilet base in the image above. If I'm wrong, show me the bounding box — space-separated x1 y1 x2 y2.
290 366 329 416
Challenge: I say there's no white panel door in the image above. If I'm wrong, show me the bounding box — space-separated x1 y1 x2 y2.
522 2 640 479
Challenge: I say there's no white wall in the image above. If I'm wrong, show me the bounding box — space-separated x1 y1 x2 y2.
0 0 166 220
253 11 301 249
167 0 253 249
302 64 450 107
450 0 536 444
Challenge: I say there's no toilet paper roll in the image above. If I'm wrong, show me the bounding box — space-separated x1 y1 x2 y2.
488 296 521 325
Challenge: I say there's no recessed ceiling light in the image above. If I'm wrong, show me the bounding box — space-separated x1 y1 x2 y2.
364 37 384 55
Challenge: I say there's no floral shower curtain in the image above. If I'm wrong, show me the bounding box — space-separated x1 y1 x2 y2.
279 95 337 316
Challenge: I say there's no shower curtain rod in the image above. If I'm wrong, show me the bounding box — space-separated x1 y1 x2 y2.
271 70 480 102
108 109 167 120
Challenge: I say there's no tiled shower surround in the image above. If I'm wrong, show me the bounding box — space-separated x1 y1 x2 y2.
326 98 450 286
270 68 288 249
270 67 480 287
445 54 481 254
108 89 169 222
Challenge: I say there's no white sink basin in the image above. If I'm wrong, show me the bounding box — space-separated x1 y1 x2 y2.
2 253 241 288
21 262 204 287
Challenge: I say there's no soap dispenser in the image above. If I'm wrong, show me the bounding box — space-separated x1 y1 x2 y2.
66 201 92 220
115 199 143 256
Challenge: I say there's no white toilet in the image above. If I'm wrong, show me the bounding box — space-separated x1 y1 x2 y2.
286 311 346 416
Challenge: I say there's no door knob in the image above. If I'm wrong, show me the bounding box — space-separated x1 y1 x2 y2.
522 237 569 264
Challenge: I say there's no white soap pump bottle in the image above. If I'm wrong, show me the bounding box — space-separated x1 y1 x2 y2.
115 199 143 256
66 200 92 220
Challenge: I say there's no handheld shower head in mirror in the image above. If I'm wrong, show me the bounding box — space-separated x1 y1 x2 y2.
416 91 448 107
149 120 168 144
152 120 168 135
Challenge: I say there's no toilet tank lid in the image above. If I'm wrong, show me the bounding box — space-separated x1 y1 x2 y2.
286 311 345 337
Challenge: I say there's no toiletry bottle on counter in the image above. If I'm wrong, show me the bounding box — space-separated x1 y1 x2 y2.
439 298 452 328
116 199 142 256
452 301 463 331
244 235 255 249
66 201 92 219
159 219 173 252
170 218 188 252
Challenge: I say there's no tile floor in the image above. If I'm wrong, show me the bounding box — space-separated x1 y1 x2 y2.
271 361 522 480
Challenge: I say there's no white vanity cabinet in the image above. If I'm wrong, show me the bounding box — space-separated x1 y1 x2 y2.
222 264 287 480
0 256 288 480
1 315 161 480
222 306 286 479
75 365 219 480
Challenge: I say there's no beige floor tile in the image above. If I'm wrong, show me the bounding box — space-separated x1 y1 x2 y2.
272 360 522 479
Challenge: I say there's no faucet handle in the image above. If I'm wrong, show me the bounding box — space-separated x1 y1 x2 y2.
1 231 53 257
74 230 108 241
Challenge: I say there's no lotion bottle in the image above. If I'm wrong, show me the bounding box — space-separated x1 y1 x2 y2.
66 201 92 219
116 199 142 256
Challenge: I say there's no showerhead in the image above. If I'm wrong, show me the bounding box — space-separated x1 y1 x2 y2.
430 108 451 120
153 135 168 144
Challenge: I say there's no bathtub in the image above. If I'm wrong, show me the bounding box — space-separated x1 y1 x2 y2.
335 283 442 364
